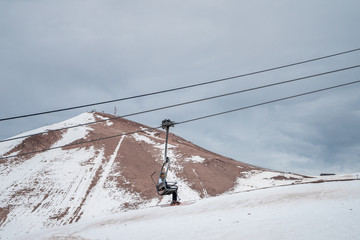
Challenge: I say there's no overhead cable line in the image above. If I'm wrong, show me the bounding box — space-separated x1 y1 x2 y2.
2 64 359 144
175 80 360 125
1 47 360 122
1 79 359 160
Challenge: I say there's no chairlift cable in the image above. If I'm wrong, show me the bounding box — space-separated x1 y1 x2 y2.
1 64 359 144
1 47 360 122
1 80 359 160
174 80 360 126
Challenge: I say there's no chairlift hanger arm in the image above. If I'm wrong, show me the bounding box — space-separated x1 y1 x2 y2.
161 119 174 180
153 119 176 196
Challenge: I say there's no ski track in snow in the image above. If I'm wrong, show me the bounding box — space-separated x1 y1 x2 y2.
0 113 100 238
98 136 124 189
80 135 134 219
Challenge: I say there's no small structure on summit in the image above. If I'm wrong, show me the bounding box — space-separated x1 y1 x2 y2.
151 119 180 205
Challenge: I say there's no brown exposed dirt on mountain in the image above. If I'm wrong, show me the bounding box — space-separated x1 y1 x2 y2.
50 207 71 221
11 187 35 198
32 193 50 213
166 133 259 196
94 112 153 133
114 136 162 200
4 130 64 161
83 112 266 199
270 175 301 181
0 206 11 227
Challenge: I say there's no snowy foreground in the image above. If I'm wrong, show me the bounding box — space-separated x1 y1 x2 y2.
20 179 360 240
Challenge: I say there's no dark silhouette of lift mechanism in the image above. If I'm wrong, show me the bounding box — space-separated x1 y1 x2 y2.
151 119 178 196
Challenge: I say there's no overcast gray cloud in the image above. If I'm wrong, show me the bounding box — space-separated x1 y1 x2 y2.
1 0 360 175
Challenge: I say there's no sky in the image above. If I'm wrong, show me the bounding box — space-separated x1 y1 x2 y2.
1 0 360 175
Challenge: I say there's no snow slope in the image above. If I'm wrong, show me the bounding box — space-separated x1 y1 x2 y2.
20 179 360 240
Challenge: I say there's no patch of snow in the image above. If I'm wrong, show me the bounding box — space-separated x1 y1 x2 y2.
185 155 205 163
154 141 183 172
52 126 92 148
0 146 100 239
95 114 113 126
40 112 95 133
132 133 156 145
232 170 305 192
140 127 161 139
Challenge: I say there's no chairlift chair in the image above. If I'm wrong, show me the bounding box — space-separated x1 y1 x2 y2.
150 119 177 196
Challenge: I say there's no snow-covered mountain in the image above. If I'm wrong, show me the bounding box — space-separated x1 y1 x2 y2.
1 112 358 239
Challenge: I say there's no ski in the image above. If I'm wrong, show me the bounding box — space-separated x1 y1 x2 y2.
158 200 196 208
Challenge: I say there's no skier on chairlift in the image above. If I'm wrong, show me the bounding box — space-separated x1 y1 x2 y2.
158 168 180 205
